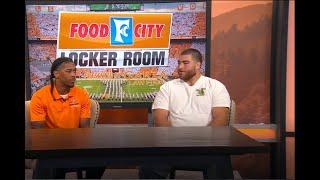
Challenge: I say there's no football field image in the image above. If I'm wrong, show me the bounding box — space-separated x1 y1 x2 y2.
75 78 164 102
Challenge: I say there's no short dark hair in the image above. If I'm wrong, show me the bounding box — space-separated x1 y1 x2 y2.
50 57 75 100
180 48 202 64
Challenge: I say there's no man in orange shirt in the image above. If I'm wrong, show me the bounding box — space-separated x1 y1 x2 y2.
30 57 105 179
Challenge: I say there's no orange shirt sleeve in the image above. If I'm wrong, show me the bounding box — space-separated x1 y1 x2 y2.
30 92 46 122
80 89 91 119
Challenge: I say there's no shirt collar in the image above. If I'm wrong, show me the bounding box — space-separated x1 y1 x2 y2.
180 75 203 88
52 86 76 100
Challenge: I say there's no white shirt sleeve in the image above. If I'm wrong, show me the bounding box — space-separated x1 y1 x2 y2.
212 80 231 108
152 83 169 110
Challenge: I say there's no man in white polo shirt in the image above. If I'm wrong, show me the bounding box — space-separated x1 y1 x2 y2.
139 48 233 179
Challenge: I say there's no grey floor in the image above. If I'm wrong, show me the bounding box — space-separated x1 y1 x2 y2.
25 168 243 179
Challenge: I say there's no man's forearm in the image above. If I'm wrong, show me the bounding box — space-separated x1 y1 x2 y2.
209 117 228 126
31 121 47 129
209 107 229 126
80 118 90 128
153 109 171 127
154 118 171 127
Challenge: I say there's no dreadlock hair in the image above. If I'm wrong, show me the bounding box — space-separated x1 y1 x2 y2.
50 57 75 101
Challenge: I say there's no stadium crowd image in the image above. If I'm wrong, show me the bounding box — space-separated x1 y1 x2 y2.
27 2 207 103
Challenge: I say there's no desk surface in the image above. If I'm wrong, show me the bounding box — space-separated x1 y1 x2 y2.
25 126 267 159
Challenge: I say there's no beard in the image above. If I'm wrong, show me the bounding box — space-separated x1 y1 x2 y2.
179 69 196 82
67 80 75 88
67 83 75 88
61 79 75 88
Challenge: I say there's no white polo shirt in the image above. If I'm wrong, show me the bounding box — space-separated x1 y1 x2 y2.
152 75 230 127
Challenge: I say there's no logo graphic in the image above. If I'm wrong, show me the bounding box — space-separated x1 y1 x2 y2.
196 88 206 96
110 17 133 45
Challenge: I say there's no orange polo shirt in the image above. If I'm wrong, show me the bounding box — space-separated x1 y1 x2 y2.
30 85 91 128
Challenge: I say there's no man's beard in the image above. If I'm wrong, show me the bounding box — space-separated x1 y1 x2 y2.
62 80 75 88
180 69 196 82
68 84 75 88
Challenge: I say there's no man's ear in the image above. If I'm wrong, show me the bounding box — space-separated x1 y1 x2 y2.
196 62 201 70
53 70 59 79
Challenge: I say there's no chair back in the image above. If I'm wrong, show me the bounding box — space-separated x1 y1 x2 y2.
228 99 236 126
25 101 31 129
89 99 100 128
25 100 35 169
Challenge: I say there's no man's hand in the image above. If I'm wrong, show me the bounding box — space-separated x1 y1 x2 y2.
153 109 171 127
31 121 47 129
209 107 229 126
80 118 90 128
